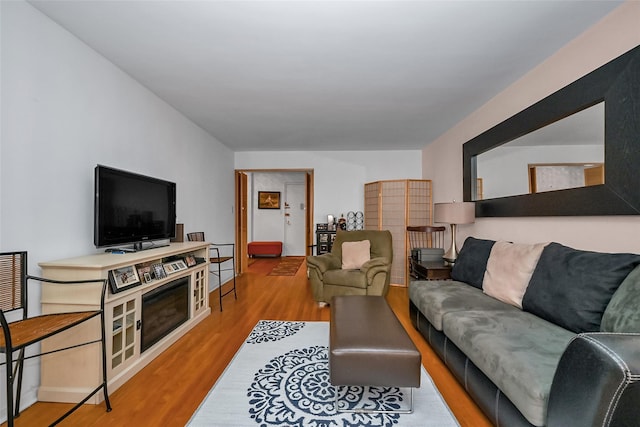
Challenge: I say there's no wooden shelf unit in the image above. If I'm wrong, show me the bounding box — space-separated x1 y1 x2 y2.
37 242 211 404
315 229 336 255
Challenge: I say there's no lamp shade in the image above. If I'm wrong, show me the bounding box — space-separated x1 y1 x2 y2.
434 202 475 225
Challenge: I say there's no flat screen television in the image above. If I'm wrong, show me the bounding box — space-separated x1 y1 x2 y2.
94 165 176 250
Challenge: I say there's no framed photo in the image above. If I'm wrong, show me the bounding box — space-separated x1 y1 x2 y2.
137 265 153 284
258 191 281 209
163 260 187 275
109 265 141 293
152 263 167 280
185 255 196 267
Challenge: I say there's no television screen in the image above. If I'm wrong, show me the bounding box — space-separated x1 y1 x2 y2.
94 165 176 249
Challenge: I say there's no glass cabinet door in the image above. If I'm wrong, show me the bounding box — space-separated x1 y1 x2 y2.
193 268 207 315
108 294 139 376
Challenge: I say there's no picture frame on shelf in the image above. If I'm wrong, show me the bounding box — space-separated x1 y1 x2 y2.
137 265 153 283
185 255 196 267
258 191 281 209
163 260 188 274
152 263 167 280
109 265 141 293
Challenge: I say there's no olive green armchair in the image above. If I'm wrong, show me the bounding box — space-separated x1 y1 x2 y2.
306 230 393 304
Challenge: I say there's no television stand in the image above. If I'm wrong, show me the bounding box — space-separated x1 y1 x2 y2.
38 242 211 404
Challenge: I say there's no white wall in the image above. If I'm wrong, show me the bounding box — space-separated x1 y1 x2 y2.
250 171 306 244
0 1 235 416
235 150 422 228
423 2 640 253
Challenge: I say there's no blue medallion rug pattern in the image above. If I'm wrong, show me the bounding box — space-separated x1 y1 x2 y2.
187 321 459 427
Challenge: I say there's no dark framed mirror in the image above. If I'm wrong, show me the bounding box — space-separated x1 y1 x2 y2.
463 45 640 217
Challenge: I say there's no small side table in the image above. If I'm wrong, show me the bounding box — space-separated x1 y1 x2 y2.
410 259 452 280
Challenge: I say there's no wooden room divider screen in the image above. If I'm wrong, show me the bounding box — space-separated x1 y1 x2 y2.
364 180 433 286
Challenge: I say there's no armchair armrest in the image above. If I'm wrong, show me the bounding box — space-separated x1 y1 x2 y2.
306 254 341 273
547 332 640 427
361 257 391 285
360 256 389 271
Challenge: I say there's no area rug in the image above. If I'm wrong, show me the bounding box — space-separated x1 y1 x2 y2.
268 257 305 276
187 320 459 427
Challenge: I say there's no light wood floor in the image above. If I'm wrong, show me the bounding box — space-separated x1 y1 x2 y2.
4 257 491 426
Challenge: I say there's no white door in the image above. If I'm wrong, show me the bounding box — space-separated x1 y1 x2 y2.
284 183 306 256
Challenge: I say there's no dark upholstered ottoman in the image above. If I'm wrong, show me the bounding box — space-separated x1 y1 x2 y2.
329 295 421 413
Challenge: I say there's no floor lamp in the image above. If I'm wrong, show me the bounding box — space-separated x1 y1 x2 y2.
434 202 475 264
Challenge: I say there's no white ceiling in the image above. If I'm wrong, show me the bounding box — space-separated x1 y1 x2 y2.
28 0 621 152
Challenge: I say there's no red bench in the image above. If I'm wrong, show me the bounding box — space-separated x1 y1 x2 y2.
248 241 282 257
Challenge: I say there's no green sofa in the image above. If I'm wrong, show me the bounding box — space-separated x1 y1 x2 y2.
306 229 392 304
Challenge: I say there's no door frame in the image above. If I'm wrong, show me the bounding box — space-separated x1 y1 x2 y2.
234 169 314 274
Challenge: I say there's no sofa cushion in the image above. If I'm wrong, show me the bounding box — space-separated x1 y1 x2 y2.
442 308 575 426
482 241 547 308
601 264 640 332
450 237 495 289
409 280 512 331
522 243 640 333
341 240 370 269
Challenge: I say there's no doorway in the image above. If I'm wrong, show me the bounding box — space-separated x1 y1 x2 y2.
235 169 314 274
528 162 604 194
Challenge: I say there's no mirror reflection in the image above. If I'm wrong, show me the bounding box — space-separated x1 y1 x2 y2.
474 103 604 200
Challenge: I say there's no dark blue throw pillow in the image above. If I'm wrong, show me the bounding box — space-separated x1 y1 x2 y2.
522 242 640 333
450 237 496 289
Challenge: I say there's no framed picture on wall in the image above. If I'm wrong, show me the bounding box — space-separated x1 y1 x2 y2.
258 191 281 209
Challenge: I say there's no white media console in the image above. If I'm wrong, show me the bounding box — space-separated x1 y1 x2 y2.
37 242 210 404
